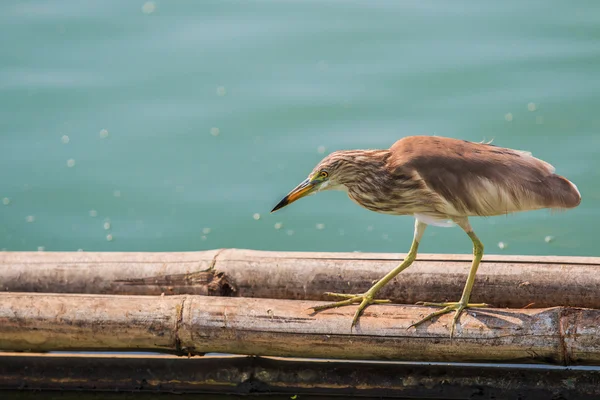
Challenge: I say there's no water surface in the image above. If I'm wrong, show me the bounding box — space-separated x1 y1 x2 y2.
1 0 598 257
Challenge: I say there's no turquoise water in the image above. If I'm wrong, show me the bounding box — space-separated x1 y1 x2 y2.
1 0 599 257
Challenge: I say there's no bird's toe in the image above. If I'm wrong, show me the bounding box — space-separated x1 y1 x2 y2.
410 301 488 336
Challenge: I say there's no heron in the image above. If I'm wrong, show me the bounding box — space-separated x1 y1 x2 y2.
271 135 581 336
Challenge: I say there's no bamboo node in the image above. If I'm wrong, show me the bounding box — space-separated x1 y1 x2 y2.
208 272 237 296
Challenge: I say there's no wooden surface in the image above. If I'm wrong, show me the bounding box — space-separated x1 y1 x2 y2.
2 249 600 309
1 352 599 399
0 249 221 295
1 292 599 365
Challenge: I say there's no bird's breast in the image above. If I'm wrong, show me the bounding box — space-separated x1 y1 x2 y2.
346 187 413 215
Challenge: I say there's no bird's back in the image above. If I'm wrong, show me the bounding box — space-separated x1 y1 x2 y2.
387 136 581 218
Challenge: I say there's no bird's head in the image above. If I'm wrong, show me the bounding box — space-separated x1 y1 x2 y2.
271 151 353 213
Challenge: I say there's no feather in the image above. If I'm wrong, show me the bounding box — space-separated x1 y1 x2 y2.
309 135 580 220
414 213 455 227
387 136 580 217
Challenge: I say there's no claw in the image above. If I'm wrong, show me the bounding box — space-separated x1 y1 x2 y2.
311 297 358 312
418 301 489 308
323 292 361 300
408 301 488 337
351 297 369 328
310 292 391 330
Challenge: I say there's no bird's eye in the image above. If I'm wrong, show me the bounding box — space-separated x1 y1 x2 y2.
320 170 329 179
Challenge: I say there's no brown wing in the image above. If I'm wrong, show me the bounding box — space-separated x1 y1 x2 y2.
387 136 581 217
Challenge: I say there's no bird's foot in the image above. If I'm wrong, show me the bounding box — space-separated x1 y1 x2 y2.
408 301 489 337
311 291 391 329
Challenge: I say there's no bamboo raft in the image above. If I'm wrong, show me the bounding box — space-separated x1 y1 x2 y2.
1 249 600 398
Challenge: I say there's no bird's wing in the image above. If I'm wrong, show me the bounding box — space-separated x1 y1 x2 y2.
387 136 577 217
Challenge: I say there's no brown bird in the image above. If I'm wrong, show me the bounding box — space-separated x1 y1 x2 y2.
271 135 581 336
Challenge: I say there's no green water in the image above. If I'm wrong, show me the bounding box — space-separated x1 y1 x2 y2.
1 0 599 257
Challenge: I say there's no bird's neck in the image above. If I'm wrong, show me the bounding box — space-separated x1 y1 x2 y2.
335 150 391 187
336 150 424 214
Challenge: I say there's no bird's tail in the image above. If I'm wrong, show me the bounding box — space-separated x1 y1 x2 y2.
544 174 581 210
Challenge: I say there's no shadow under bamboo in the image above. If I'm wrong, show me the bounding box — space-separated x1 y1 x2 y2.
1 353 600 398
2 249 600 309
0 292 599 366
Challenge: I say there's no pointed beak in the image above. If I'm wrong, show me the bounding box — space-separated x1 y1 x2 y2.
271 178 317 213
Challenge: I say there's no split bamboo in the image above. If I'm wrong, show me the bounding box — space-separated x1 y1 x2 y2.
2 249 600 309
0 292 599 366
1 353 599 398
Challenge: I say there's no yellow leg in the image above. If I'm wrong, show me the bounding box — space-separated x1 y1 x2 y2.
409 218 488 337
312 220 427 329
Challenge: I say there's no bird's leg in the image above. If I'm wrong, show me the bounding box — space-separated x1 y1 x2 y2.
311 220 427 329
409 218 488 337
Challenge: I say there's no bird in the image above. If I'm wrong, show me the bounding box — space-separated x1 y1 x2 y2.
271 135 581 336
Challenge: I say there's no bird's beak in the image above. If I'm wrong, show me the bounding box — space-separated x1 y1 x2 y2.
271 177 318 213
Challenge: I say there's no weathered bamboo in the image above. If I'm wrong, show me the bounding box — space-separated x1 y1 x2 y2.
0 292 599 365
0 250 221 295
2 249 600 308
1 353 599 398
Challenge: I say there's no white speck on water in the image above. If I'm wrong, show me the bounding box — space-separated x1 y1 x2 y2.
89 210 97 217
2 198 10 206
317 60 329 71
274 222 283 230
141 1 156 14
317 145 326 154
504 113 513 122
286 229 294 236
544 235 555 243
216 86 227 96
201 235 207 241
498 241 507 250
26 215 35 223
316 223 325 230
61 135 70 144
210 127 220 136
367 225 374 232
99 129 109 138
382 233 389 240
106 234 113 241
527 102 537 112
77 248 83 252
338 228 345 236
67 159 75 167
103 222 111 230
536 116 544 125
113 190 121 198
37 246 45 252
202 227 211 234
253 213 261 220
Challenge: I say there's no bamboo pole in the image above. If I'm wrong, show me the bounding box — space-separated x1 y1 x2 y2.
1 353 600 398
1 292 599 365
0 250 221 295
2 249 600 308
